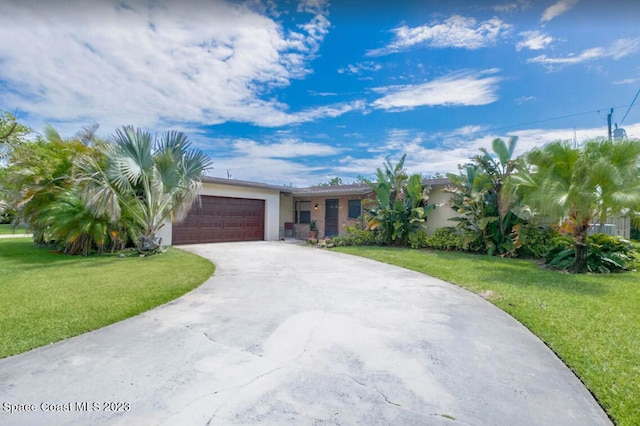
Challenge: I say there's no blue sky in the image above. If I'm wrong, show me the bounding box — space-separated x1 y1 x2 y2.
1 0 640 186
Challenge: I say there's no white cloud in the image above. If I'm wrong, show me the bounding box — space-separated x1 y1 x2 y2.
613 78 638 85
366 15 511 57
516 96 536 104
201 135 341 185
208 156 324 187
208 121 640 186
233 138 341 158
527 37 640 70
528 47 604 65
609 38 640 60
0 0 342 132
333 121 640 181
541 0 580 23
492 1 531 13
516 31 553 51
372 70 501 111
337 61 383 75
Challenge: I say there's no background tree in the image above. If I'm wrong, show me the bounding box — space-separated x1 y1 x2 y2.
509 138 640 273
0 111 31 161
76 126 212 253
317 177 344 187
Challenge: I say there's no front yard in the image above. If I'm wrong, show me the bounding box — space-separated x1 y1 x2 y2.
0 238 214 359
335 246 639 426
0 224 27 234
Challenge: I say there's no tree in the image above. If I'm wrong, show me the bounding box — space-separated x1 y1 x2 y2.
446 137 526 255
76 126 212 253
0 124 124 252
0 111 31 161
510 138 640 273
317 177 344 187
365 155 435 245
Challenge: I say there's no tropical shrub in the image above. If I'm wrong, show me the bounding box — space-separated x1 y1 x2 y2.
513 224 557 259
545 234 637 273
408 230 429 249
329 225 378 247
2 128 98 244
423 227 465 251
365 155 435 246
511 138 640 273
446 137 527 256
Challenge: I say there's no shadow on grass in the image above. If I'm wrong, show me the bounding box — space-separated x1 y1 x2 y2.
337 246 611 297
0 239 128 270
469 261 610 297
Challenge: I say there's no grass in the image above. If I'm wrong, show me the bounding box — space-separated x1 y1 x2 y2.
0 224 27 234
0 238 214 359
334 246 639 426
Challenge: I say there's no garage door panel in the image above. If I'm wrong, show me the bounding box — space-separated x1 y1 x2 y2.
172 196 265 245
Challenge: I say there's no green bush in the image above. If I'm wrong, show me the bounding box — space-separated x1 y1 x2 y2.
545 234 637 273
423 227 464 251
514 224 557 259
408 230 429 249
329 225 378 247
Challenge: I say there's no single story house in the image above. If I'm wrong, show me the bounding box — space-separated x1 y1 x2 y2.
159 176 457 246
159 176 631 246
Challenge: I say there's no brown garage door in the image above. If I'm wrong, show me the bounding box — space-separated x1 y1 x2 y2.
172 196 265 245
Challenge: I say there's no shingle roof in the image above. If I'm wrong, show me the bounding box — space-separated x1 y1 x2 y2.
289 178 452 196
201 176 292 192
201 176 452 196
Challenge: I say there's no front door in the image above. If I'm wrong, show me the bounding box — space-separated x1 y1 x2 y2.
325 199 339 237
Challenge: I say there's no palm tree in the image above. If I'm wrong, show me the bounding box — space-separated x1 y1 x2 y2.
510 138 640 273
76 126 212 253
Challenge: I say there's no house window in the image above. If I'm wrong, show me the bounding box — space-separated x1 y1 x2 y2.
296 201 311 224
348 199 362 219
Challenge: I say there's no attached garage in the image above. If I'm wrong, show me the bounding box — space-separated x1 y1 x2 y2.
172 196 265 245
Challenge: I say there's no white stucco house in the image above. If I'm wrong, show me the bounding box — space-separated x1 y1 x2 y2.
160 176 631 246
159 176 458 245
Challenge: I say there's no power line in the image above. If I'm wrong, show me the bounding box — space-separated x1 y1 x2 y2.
619 88 640 126
461 104 630 139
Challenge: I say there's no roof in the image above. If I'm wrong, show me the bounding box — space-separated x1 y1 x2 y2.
201 176 452 196
290 178 452 197
290 183 373 197
201 176 291 192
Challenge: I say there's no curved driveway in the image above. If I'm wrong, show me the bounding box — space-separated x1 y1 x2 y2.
0 242 610 425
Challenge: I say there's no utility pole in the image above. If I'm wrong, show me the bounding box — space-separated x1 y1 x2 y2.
607 108 613 141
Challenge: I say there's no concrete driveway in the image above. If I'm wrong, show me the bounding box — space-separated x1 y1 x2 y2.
0 242 610 425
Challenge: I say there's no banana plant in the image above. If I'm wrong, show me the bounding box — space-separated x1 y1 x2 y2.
366 156 435 245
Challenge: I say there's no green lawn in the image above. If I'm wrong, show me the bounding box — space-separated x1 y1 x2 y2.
334 246 639 426
0 238 214 359
0 224 27 234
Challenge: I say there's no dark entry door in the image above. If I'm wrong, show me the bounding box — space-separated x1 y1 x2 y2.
325 199 339 237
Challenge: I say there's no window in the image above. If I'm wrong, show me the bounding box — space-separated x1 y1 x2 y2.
348 199 361 219
295 201 311 224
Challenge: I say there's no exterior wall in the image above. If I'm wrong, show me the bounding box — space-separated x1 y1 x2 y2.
291 186 457 239
425 185 458 235
293 194 371 239
279 192 294 238
588 215 631 239
164 182 282 245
